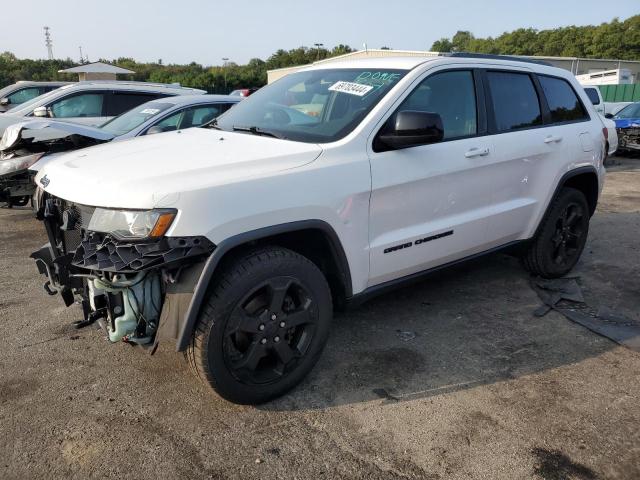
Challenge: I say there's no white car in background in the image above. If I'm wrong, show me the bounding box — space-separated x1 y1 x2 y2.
602 116 618 159
582 85 631 117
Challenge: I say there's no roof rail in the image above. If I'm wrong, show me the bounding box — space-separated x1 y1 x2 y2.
440 52 552 67
75 80 200 90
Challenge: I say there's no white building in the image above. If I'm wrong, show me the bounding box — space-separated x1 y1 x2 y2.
59 62 135 81
267 49 640 84
575 69 634 85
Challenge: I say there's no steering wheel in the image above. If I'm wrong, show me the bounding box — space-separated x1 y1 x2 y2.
264 105 292 126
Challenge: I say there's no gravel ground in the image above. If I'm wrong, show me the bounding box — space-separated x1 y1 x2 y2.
1 156 639 480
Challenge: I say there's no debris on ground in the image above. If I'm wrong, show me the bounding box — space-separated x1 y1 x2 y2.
396 330 417 342
531 277 640 352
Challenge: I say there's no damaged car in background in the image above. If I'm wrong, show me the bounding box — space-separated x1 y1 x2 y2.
0 95 240 206
607 101 640 154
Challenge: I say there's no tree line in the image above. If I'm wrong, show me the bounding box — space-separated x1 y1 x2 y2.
431 15 640 60
0 45 354 93
1 15 638 92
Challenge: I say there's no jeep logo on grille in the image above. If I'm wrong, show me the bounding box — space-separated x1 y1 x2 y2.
39 175 50 188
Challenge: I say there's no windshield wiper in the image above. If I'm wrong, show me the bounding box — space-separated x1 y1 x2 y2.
232 125 285 139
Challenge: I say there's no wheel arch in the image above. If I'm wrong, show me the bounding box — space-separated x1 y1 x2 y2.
528 166 599 244
175 220 352 352
559 166 600 217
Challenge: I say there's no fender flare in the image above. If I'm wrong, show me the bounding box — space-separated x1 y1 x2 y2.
531 165 600 240
175 219 352 351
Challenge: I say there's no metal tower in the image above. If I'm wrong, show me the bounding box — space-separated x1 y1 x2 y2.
44 26 53 60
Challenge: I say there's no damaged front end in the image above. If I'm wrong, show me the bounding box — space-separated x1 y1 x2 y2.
0 152 45 206
31 194 214 349
0 121 110 207
617 126 640 153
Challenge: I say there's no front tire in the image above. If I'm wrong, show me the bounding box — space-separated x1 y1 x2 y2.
523 187 590 278
11 196 30 207
186 247 333 404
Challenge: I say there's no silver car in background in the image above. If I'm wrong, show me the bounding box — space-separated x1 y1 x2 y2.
0 81 207 136
0 81 72 113
0 94 240 206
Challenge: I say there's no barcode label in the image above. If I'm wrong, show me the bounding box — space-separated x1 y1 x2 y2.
328 81 374 97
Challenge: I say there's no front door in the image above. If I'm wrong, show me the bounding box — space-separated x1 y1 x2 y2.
367 68 497 287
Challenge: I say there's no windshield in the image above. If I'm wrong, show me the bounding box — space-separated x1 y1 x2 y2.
100 101 175 136
615 103 640 119
215 68 407 143
0 84 18 98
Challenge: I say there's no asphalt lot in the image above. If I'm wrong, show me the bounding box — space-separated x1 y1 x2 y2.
1 156 639 480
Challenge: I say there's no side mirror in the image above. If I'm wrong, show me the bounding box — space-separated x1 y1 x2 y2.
604 113 614 119
33 106 51 118
378 111 444 150
0 98 9 106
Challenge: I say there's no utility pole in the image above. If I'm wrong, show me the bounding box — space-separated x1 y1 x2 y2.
314 43 324 61
43 26 53 60
222 57 229 90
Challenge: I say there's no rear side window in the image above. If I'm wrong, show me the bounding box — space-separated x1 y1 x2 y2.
186 105 223 127
539 76 589 123
107 92 167 116
487 71 542 132
583 87 600 105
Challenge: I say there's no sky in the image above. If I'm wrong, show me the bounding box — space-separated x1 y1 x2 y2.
1 0 638 66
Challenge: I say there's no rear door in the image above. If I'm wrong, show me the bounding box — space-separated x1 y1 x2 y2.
105 91 170 120
482 70 593 244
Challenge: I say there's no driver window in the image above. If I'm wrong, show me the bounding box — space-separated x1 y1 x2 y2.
50 93 105 118
398 70 477 140
151 111 182 132
182 105 222 128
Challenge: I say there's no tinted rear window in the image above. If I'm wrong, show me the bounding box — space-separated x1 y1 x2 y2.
487 72 542 132
107 92 168 116
583 87 601 105
540 76 589 123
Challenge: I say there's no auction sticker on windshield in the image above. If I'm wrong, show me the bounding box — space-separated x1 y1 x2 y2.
329 81 374 97
140 108 161 115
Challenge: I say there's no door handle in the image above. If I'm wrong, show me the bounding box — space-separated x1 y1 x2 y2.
544 135 563 144
464 147 490 158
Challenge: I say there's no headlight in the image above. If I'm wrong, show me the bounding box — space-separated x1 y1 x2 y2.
87 208 177 240
0 152 45 176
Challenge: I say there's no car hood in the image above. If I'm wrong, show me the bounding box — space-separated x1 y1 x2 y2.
0 113 26 137
614 118 640 129
0 119 114 152
36 128 323 209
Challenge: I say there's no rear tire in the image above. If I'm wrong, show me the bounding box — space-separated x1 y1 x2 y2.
522 187 590 278
186 247 333 404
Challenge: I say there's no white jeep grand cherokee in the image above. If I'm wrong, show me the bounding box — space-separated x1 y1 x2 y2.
32 54 606 404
